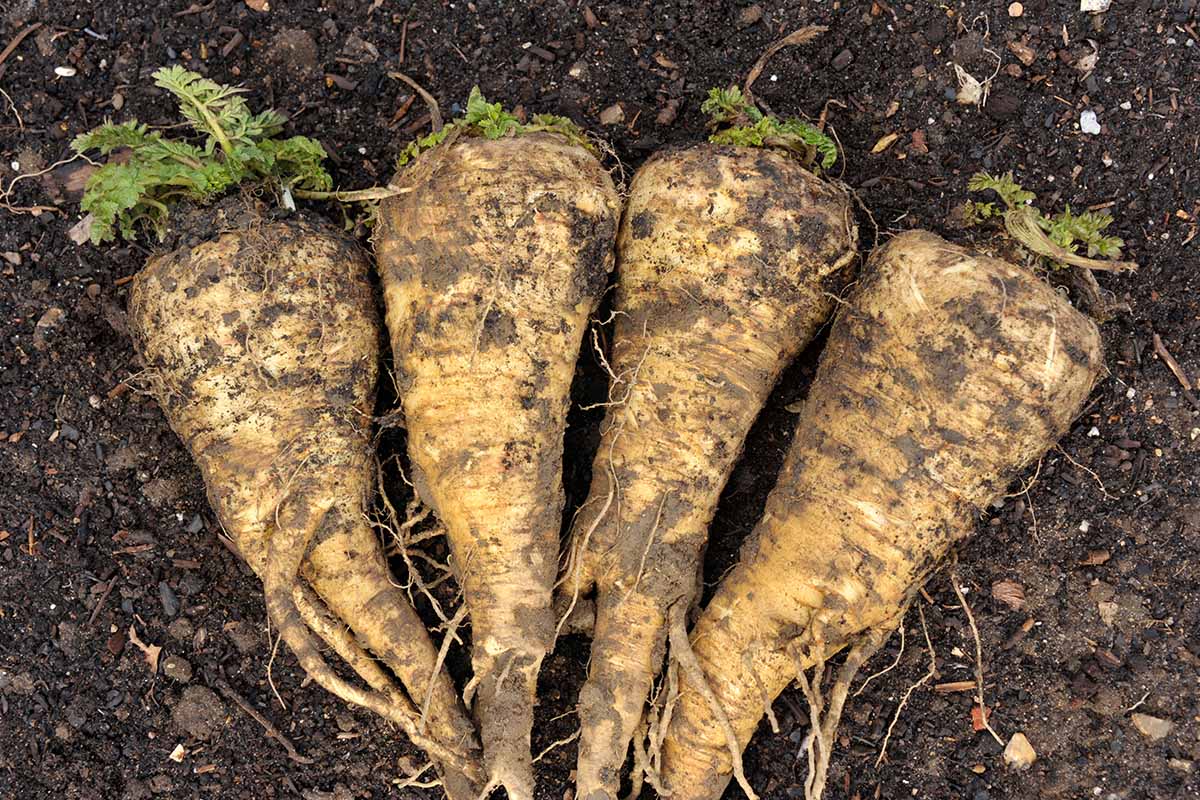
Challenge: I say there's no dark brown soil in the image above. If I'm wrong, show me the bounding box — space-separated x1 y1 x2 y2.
2 2 1198 800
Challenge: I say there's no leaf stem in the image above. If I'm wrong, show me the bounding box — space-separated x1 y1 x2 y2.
292 185 412 202
1004 208 1138 273
168 153 205 170
183 95 236 158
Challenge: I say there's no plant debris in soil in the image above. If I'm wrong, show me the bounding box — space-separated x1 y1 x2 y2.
1 2 1198 799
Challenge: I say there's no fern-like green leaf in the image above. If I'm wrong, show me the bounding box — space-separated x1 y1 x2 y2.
72 121 153 155
75 67 335 243
967 171 1127 270
395 86 593 170
701 85 836 170
967 172 1037 207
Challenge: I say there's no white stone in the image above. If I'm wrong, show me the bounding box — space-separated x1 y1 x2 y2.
1080 110 1101 135
1004 733 1037 769
1131 713 1174 741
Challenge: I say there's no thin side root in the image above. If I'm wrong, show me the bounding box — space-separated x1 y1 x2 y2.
533 729 581 764
420 604 468 732
854 622 904 699
283 579 480 779
292 582 398 694
625 717 650 800
746 649 780 734
876 604 936 768
795 629 889 800
667 607 758 800
643 660 679 796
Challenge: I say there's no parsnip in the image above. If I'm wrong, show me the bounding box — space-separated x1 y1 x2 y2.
558 142 857 800
128 210 482 793
658 230 1104 800
376 101 621 800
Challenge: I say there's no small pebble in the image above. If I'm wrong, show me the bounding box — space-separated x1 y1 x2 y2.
161 654 193 683
167 618 194 641
831 48 854 70
599 103 625 125
33 307 66 351
1008 2 1023 17
171 686 225 741
54 66 77 77
1003 732 1037 769
1080 109 1102 135
158 581 180 618
736 5 763 28
1131 713 1174 741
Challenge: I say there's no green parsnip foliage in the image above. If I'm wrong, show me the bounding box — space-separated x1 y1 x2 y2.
701 86 837 170
396 86 593 167
967 171 1126 265
73 66 331 244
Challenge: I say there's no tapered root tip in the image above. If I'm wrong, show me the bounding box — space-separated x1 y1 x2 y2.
473 651 543 800
575 593 669 800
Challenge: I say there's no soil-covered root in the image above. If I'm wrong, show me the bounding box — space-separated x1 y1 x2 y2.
555 144 857 800
376 132 621 800
127 211 482 791
657 230 1105 800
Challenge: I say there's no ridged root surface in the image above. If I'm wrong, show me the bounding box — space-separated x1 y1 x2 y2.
128 211 482 792
376 133 620 800
659 230 1104 800
556 145 858 800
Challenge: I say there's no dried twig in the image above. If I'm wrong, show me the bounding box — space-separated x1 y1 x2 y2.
0 23 42 70
388 71 443 132
214 677 315 765
742 26 828 108
87 577 118 625
1152 332 1200 410
949 571 1004 746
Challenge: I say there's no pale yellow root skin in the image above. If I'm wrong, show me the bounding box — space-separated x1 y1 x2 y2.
376 133 621 800
556 145 858 800
659 231 1104 800
128 214 481 793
